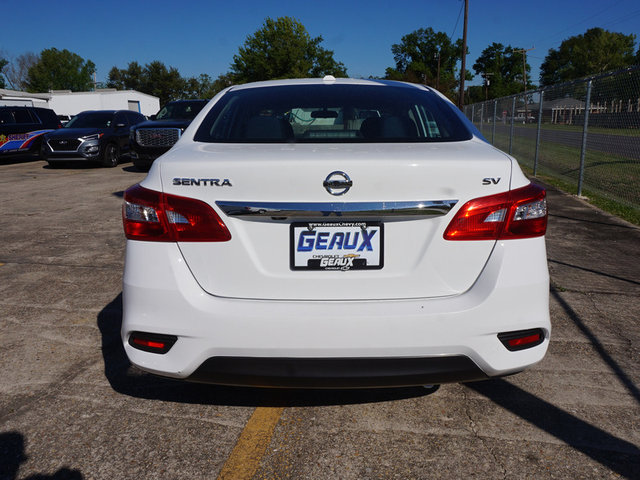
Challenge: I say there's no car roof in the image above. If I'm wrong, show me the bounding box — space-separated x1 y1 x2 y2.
166 99 207 104
227 77 434 93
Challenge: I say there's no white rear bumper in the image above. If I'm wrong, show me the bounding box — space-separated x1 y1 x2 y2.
122 237 550 384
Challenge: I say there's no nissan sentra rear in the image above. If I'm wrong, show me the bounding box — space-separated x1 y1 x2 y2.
121 78 550 388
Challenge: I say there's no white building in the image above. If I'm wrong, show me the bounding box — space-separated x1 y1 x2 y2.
0 88 159 117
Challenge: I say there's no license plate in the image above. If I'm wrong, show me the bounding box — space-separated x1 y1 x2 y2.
290 222 383 271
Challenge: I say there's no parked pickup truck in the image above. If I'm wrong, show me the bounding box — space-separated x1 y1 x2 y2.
129 99 207 170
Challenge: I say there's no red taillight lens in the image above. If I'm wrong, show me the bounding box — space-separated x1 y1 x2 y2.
498 328 545 351
443 183 547 241
123 184 231 242
129 332 177 354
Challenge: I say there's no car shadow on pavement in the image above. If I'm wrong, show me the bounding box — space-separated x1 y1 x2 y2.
466 379 640 479
548 213 639 230
550 286 640 405
0 431 84 480
97 294 434 408
548 259 640 287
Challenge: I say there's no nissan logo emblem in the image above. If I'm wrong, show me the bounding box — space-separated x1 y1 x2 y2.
323 171 352 196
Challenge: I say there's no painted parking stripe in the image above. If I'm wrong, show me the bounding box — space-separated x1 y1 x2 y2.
217 406 284 480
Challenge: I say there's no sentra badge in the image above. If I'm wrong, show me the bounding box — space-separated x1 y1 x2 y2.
173 178 232 186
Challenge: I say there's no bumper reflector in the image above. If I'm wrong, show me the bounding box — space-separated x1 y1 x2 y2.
498 329 544 351
129 332 177 354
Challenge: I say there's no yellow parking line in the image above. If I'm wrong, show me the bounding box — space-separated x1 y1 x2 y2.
217 406 284 480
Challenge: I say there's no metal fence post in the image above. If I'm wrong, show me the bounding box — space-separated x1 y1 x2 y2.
471 104 475 126
534 90 544 176
492 100 497 145
578 80 592 197
509 97 516 154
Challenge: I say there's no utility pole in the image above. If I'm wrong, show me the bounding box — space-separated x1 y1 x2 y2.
458 0 469 109
515 47 534 122
482 72 494 101
434 50 441 91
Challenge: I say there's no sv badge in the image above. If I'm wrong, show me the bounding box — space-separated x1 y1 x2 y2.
482 177 501 185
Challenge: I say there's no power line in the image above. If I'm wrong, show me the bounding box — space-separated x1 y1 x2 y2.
450 0 464 40
532 3 639 51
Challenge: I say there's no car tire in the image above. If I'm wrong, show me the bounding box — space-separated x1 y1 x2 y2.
102 143 119 168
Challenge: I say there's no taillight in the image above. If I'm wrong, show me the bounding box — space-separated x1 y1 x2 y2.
122 184 231 242
443 183 547 241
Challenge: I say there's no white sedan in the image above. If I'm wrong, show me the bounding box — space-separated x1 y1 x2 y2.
121 77 550 388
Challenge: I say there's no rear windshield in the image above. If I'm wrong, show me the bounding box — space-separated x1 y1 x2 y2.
194 84 473 143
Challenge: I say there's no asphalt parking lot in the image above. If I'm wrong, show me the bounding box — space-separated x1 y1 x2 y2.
1 158 639 480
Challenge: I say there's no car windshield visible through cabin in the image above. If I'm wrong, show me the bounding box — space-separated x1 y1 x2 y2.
66 112 114 129
156 102 206 121
194 84 473 143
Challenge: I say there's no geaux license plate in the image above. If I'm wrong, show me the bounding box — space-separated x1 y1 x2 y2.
290 222 383 271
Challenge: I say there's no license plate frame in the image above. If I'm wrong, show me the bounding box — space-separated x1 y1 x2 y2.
290 221 384 271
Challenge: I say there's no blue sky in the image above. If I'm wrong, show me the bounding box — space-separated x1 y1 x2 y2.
1 0 639 87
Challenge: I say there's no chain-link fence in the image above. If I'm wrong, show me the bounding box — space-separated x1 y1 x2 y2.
464 65 640 216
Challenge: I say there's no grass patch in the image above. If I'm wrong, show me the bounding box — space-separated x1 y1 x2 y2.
487 131 640 225
475 121 640 137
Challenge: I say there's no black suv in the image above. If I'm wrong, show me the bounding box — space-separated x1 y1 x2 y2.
42 110 146 167
0 106 61 160
129 99 207 170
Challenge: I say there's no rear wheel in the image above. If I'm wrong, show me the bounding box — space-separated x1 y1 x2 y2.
102 143 119 168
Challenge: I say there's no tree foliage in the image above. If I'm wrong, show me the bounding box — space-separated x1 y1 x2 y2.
385 27 463 99
469 43 534 102
540 28 637 86
26 48 95 92
230 16 347 83
108 61 186 105
107 61 144 91
0 57 7 88
107 60 232 104
2 52 38 90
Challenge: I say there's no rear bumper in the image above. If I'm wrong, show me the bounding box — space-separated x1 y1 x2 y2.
188 355 489 388
122 237 550 387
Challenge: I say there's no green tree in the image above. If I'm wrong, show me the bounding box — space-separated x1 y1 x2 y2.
108 61 186 105
26 48 95 92
140 61 185 105
230 16 347 83
384 27 464 100
107 61 144 91
183 74 217 99
540 28 637 86
471 43 534 101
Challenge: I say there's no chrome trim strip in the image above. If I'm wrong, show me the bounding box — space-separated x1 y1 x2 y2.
216 200 458 218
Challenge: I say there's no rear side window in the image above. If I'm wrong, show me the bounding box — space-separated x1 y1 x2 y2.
0 109 16 124
34 108 59 126
194 84 473 143
13 109 35 124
